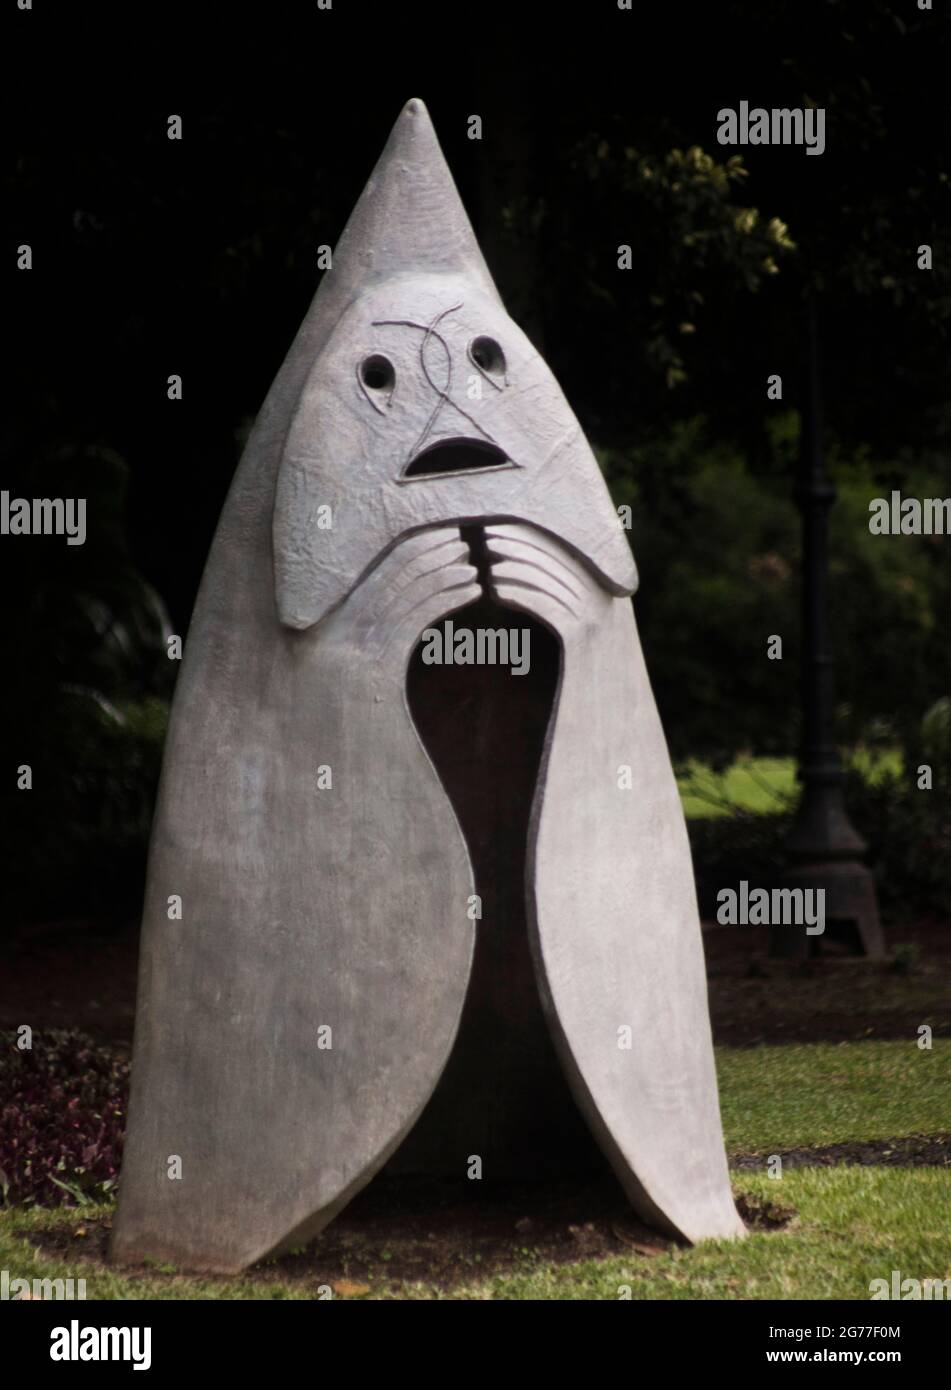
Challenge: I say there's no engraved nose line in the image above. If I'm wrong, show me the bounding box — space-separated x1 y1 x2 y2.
371 306 507 468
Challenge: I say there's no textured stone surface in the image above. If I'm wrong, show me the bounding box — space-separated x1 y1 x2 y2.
111 99 743 1274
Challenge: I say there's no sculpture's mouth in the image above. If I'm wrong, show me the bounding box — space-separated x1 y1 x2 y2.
401 437 513 481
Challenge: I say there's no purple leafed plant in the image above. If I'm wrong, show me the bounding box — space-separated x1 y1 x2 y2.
0 1030 129 1207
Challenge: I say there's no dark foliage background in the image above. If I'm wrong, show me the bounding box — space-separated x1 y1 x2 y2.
2 1 951 923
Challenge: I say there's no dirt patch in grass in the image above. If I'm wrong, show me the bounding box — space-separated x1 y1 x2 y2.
731 1131 951 1172
733 1191 797 1229
14 1174 797 1292
705 918 951 1045
1 918 138 1046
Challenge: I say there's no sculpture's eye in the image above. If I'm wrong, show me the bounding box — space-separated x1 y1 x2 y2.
360 354 395 390
469 336 506 379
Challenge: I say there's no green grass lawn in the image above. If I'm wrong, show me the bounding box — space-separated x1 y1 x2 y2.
677 748 902 820
474 1169 951 1301
719 1040 951 1153
678 756 797 819
2 1168 948 1300
2 1039 947 1300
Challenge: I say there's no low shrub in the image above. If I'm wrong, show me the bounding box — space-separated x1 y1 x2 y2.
0 1030 128 1208
687 809 791 919
687 772 951 924
845 766 951 920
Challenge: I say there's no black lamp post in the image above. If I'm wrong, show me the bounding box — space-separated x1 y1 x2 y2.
771 290 885 959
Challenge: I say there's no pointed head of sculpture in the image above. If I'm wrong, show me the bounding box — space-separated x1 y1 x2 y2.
271 105 637 631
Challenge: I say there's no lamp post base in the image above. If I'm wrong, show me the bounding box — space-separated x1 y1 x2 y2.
770 857 885 959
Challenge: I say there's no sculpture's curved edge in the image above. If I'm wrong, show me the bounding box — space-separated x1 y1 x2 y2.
485 525 745 1245
109 535 482 1274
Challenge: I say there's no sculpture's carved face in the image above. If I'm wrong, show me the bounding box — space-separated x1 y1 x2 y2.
272 274 637 629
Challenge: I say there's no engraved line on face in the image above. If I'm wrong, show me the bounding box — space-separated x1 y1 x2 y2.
364 533 474 651
365 304 519 481
483 528 584 617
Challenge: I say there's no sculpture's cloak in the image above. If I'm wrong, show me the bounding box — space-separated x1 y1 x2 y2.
112 100 744 1272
